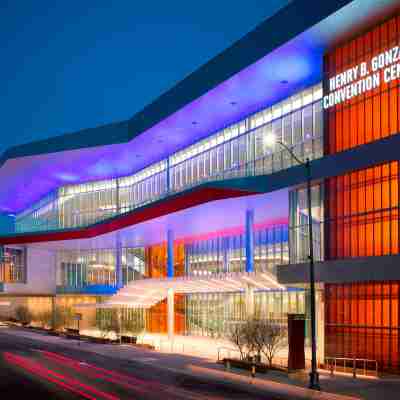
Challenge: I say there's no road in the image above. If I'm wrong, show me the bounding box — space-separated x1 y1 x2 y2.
0 327 273 400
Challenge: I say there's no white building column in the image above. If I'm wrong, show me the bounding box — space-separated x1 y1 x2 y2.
245 285 255 319
167 288 174 341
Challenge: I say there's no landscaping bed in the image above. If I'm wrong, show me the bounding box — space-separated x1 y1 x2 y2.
221 358 287 374
132 343 155 350
221 358 269 373
120 335 137 344
46 330 60 336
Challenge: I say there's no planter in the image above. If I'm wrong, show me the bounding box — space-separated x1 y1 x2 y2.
121 335 137 344
88 337 109 344
222 358 269 373
132 343 155 350
65 328 80 336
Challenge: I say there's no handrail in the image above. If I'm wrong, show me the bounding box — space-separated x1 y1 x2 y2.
325 357 378 377
14 134 323 235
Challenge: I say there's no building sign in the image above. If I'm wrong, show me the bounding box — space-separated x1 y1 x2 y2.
323 44 400 109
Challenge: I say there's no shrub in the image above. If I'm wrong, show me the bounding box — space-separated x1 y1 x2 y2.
15 305 33 325
35 311 52 328
53 306 74 330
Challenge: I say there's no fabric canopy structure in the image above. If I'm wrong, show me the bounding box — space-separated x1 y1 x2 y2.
75 270 285 309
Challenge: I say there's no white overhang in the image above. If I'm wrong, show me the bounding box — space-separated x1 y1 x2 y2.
76 271 285 310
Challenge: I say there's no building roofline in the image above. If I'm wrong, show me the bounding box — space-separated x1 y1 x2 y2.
0 0 353 167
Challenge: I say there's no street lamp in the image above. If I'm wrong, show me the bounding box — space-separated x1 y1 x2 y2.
265 135 320 390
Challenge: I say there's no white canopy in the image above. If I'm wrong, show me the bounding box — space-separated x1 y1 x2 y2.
75 270 285 310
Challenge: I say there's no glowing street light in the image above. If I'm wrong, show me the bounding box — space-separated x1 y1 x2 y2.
265 134 320 390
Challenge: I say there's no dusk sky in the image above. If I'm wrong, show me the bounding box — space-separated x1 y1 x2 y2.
0 0 289 155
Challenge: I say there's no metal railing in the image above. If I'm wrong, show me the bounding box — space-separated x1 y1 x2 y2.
325 357 378 378
13 134 323 235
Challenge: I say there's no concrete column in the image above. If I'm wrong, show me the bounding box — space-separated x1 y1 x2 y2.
245 285 255 319
116 233 123 288
167 229 174 278
245 209 254 273
167 288 174 341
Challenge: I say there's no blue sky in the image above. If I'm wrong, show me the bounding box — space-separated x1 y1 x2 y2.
0 0 289 154
0 0 289 232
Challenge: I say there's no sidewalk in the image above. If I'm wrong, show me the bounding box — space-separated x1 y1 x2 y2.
3 327 399 400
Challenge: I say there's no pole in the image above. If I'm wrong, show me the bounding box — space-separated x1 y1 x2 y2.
269 141 321 390
306 158 320 390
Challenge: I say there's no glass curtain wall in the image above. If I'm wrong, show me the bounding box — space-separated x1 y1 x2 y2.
0 246 26 283
96 307 146 335
185 224 289 276
56 247 145 292
289 184 324 264
15 191 59 232
169 85 323 191
58 179 118 229
186 290 305 338
16 84 323 233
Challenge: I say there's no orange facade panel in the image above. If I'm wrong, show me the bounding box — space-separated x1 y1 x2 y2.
145 242 186 334
325 161 399 259
325 282 400 373
324 14 400 154
324 15 400 260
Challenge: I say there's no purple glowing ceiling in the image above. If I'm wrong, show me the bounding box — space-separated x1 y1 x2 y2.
0 0 398 213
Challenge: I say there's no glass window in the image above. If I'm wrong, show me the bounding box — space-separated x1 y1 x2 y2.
16 84 323 234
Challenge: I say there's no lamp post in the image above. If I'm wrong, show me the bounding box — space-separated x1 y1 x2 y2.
265 136 320 390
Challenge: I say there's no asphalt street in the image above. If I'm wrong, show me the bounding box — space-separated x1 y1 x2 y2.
0 327 274 400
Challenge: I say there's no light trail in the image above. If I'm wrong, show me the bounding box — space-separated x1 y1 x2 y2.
40 350 227 400
3 352 119 400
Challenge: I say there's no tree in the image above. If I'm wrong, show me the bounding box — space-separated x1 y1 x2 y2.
259 320 287 367
227 318 287 367
15 305 33 325
248 319 265 362
227 322 247 360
